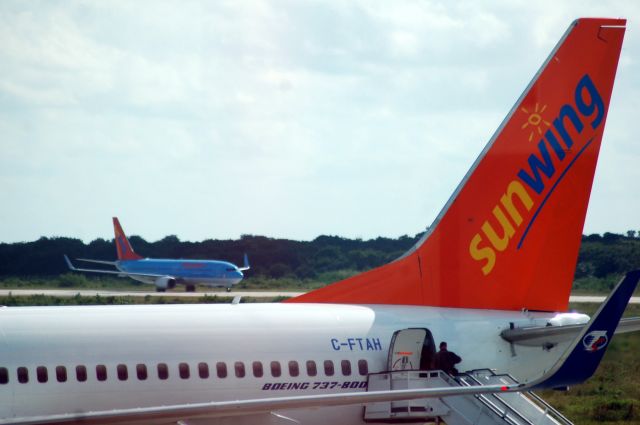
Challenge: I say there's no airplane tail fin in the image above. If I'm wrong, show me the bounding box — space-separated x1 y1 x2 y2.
113 217 142 261
288 18 626 311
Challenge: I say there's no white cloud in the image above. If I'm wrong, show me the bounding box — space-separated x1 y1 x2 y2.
0 0 638 242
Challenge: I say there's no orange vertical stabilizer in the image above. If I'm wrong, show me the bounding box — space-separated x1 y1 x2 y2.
288 18 626 311
113 217 143 261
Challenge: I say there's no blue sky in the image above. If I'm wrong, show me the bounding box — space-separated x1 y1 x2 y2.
1 1 639 243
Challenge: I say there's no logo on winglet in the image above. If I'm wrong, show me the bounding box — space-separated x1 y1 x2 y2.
582 330 608 352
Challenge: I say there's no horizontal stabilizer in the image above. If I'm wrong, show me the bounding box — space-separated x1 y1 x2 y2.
76 258 118 266
501 316 640 347
64 255 166 280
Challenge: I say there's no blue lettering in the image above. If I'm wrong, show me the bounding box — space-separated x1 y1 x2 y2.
347 338 355 350
517 140 556 195
575 74 604 129
544 129 566 161
333 337 383 351
553 104 583 148
331 338 340 350
374 338 382 350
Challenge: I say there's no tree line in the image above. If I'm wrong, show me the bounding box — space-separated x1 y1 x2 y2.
1 232 639 287
0 233 420 280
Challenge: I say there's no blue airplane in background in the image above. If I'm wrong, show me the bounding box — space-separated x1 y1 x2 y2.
65 217 249 292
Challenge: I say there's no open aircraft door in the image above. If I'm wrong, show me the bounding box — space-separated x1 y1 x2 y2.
387 328 434 371
366 328 444 419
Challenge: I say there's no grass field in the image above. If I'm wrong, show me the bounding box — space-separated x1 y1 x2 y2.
3 272 640 295
0 273 343 292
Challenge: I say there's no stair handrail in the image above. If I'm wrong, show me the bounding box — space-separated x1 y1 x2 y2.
465 369 574 425
525 391 574 425
491 372 574 425
473 392 531 425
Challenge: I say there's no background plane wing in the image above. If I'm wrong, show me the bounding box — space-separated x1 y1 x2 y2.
64 255 167 279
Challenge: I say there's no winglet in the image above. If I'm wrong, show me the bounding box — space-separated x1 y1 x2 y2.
530 270 640 389
63 255 77 271
239 253 250 271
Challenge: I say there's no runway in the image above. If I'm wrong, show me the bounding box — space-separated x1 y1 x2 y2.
0 289 304 298
0 289 638 303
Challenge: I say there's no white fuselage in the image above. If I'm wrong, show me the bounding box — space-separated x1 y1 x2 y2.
0 303 572 424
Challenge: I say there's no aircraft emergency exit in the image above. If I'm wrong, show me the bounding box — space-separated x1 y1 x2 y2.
2 18 637 425
65 217 249 292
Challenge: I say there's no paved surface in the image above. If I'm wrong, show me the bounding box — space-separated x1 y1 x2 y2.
0 289 305 298
0 290 638 304
570 295 640 304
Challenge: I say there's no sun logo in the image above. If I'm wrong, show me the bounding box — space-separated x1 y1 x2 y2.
520 103 551 142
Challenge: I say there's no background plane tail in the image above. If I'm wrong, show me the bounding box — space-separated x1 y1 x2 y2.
113 217 142 261
288 18 626 311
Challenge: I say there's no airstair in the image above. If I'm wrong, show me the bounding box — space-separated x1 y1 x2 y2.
363 369 573 425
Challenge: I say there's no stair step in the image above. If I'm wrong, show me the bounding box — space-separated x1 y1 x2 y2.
363 370 573 425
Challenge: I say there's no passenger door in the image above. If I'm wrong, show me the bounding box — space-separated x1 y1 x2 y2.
387 328 427 371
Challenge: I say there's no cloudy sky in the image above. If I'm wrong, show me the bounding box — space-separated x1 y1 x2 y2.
1 1 638 243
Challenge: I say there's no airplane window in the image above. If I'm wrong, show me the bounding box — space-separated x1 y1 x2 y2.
358 359 368 376
341 360 351 376
96 365 107 381
235 362 245 378
157 363 169 380
198 362 209 379
306 360 317 377
270 361 281 378
76 365 87 382
323 360 334 377
226 267 236 272
18 367 29 384
17 366 29 384
216 362 227 378
288 361 299 377
0 367 8 384
117 364 128 381
252 361 263 378
179 363 190 379
136 364 148 380
37 366 48 383
56 366 67 382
